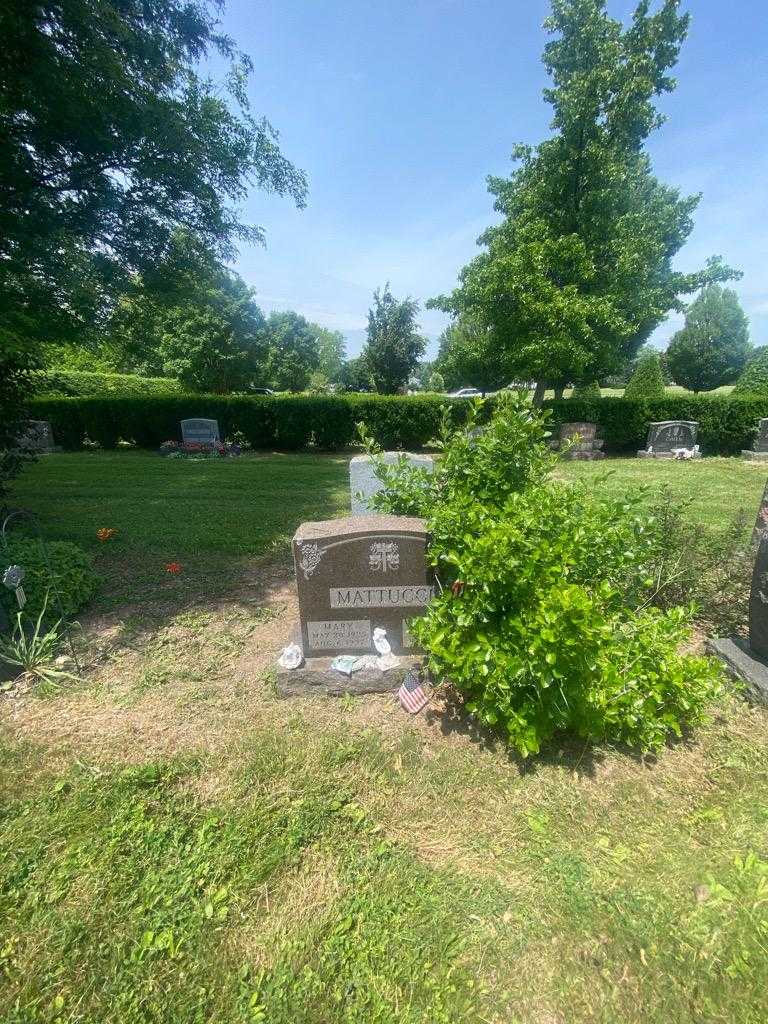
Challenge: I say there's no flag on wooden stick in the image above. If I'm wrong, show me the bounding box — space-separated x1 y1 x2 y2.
398 669 430 714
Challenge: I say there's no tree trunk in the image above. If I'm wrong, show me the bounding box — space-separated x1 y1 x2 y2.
532 380 546 406
554 385 565 401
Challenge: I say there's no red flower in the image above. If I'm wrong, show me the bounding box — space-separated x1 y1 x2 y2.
165 562 182 575
96 528 117 542
451 580 466 597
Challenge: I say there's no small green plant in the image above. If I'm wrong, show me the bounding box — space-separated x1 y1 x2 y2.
624 351 666 399
0 537 99 623
0 593 77 689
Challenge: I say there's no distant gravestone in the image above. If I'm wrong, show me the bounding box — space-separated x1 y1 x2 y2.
742 419 768 461
637 421 700 459
18 420 59 453
181 418 220 445
709 481 768 705
349 453 434 515
552 422 605 461
277 514 433 695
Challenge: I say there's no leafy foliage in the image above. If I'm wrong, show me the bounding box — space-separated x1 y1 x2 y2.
733 346 768 396
435 317 508 393
362 285 425 394
368 395 724 756
624 350 666 400
0 593 77 688
263 311 321 392
430 0 737 392
32 369 181 398
0 537 99 623
570 380 601 402
667 286 751 392
426 371 445 392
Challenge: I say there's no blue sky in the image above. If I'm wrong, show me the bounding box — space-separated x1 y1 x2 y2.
216 0 768 360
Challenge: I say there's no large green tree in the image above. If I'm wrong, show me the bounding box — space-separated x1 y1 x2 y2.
666 285 751 392
312 325 346 382
431 0 736 403
436 317 510 394
0 0 306 489
263 311 321 392
112 232 268 392
362 285 425 394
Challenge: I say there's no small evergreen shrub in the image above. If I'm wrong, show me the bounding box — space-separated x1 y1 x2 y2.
624 351 666 400
367 395 724 757
570 380 601 401
733 348 768 396
0 538 99 622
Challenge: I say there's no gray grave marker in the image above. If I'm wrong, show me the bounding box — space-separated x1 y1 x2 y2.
180 418 220 445
349 453 434 515
637 421 700 459
742 419 768 461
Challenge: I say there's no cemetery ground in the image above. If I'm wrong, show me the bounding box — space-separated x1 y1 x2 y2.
2 453 768 1023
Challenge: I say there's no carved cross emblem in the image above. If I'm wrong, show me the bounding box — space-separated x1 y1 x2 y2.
369 540 400 574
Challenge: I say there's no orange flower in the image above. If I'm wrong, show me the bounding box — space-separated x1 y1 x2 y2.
165 562 182 575
96 528 117 542
451 580 466 597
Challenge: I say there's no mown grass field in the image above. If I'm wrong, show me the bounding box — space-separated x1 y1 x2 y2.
2 451 768 1023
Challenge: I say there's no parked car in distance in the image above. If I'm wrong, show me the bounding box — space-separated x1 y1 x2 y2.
448 387 483 398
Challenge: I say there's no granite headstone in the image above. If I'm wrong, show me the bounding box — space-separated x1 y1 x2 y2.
293 514 433 655
742 419 768 461
638 420 700 459
349 453 434 515
181 418 220 445
18 420 59 452
552 422 605 461
709 478 768 705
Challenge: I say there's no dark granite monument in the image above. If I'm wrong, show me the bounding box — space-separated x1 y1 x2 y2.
181 418 220 445
637 420 700 459
277 514 433 695
709 481 768 705
18 420 59 453
552 422 605 461
742 418 768 461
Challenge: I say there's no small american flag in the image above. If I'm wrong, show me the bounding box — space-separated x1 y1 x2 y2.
398 669 430 714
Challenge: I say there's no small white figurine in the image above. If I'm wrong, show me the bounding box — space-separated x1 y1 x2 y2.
373 627 391 656
278 643 303 670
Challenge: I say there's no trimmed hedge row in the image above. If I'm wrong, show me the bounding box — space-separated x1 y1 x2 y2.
543 394 768 455
25 392 768 454
32 369 181 398
27 394 474 452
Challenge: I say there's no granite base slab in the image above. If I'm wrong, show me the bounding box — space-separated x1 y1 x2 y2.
741 450 768 461
707 636 768 706
636 450 702 459
276 654 423 697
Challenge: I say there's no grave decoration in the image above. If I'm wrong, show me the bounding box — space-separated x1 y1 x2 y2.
160 418 240 458
550 422 605 461
276 513 433 696
637 421 700 460
349 453 434 515
709 481 768 705
17 420 60 453
742 419 768 461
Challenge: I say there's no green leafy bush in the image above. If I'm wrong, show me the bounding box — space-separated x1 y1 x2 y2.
0 538 99 622
570 380 601 401
624 350 666 400
32 369 181 398
369 395 724 756
733 347 768 396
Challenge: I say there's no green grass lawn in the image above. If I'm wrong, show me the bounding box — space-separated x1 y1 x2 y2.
2 451 768 1023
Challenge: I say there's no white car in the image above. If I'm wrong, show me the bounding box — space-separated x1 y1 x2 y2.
449 387 483 398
